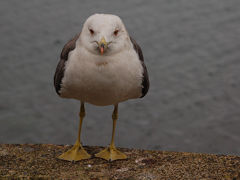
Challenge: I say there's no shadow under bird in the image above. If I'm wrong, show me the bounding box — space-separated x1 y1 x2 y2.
54 13 149 161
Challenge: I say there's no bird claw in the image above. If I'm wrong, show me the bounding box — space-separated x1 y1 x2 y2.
95 145 127 161
58 143 91 161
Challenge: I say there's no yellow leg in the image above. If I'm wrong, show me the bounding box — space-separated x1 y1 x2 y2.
58 102 91 161
95 104 127 161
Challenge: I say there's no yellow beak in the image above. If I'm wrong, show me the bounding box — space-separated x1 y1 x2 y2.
98 37 107 55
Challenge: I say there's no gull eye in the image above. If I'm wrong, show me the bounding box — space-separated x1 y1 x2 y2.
114 29 119 36
89 28 94 35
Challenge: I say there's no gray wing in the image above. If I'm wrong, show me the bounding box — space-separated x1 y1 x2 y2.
130 36 150 98
54 34 80 95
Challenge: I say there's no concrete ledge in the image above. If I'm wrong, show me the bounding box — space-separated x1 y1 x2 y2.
0 144 240 179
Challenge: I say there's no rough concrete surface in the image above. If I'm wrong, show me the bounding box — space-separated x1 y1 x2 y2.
0 144 240 179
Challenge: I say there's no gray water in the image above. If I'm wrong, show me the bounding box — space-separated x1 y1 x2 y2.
1 0 240 155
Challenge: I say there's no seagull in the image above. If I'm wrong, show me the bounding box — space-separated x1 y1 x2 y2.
54 14 149 161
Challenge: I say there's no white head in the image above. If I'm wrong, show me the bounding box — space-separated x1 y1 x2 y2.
78 14 131 56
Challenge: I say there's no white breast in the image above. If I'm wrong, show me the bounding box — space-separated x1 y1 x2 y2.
60 46 143 106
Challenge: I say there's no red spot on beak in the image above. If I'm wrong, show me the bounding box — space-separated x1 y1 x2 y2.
100 47 104 55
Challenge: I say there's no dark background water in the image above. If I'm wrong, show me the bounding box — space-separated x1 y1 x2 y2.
1 0 240 155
